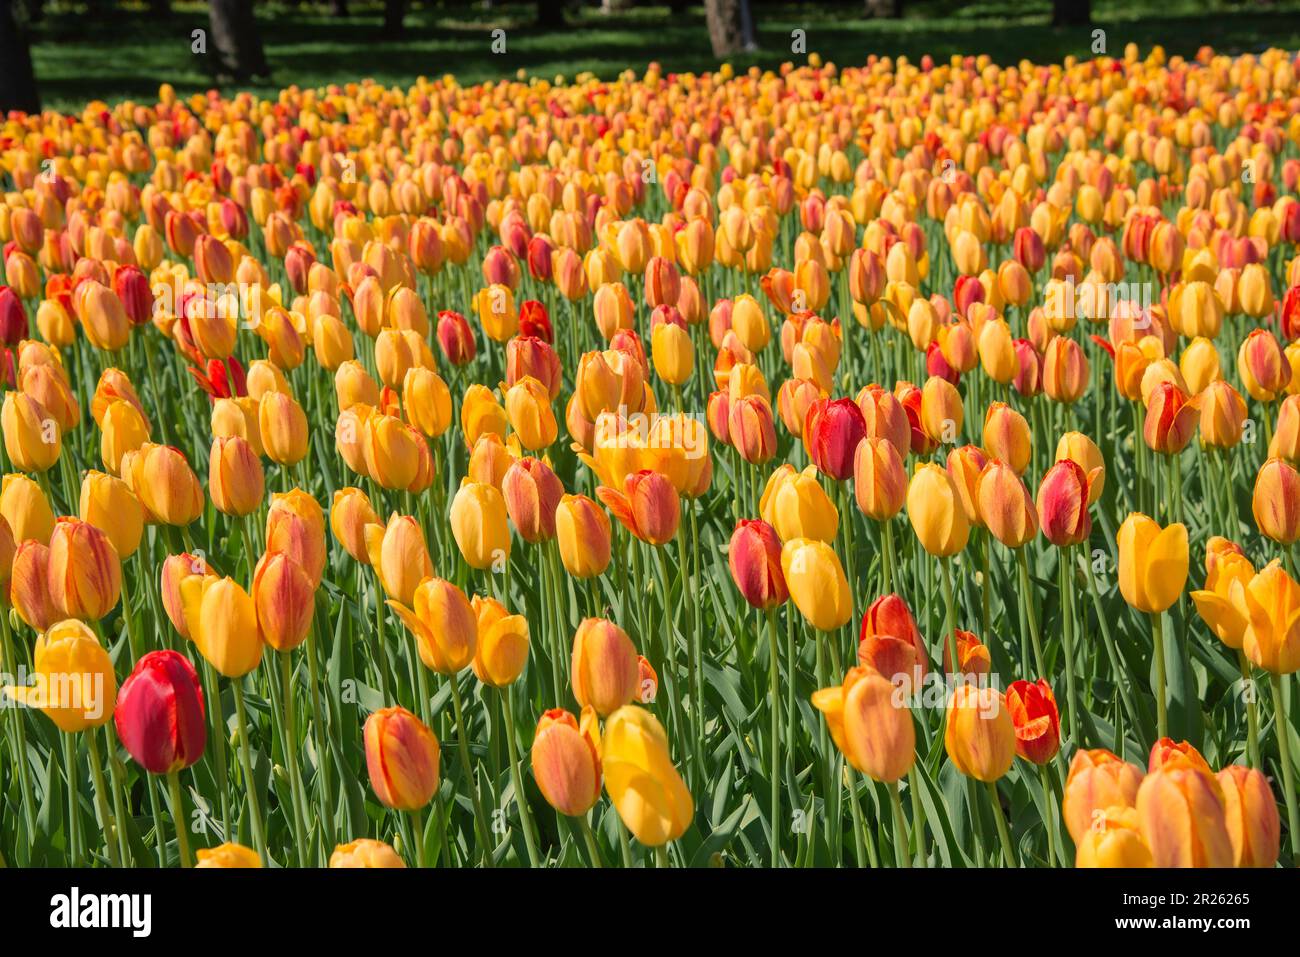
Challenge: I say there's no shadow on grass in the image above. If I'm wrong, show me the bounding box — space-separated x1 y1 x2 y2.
28 1 1300 111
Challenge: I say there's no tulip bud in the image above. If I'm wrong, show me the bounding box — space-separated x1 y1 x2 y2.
1253 457 1300 545
115 650 206 774
571 617 640 716
760 464 838 543
364 706 441 811
194 843 262 868
450 480 511 571
853 436 907 522
944 684 1015 781
208 435 265 517
812 666 916 783
252 552 315 652
79 470 144 558
1 473 54 544
2 391 60 473
803 398 867 481
1005 678 1061 764
48 517 121 621
555 493 612 578
1238 328 1291 402
1074 806 1153 868
1136 766 1235 867
981 401 1031 475
470 595 530 687
265 489 327 586
2 619 116 732
1216 765 1280 868
727 519 788 611
531 707 602 817
1036 459 1093 547
907 463 970 557
780 537 852 632
602 705 693 845
329 839 406 869
389 577 477 675
977 460 1039 548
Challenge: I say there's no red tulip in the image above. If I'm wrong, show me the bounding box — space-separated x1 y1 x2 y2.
1005 678 1061 765
1036 459 1092 546
727 518 788 611
804 397 867 481
114 650 207 774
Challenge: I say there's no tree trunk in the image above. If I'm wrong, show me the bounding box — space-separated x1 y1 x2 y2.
382 0 405 38
209 0 269 83
0 0 40 115
705 0 743 57
1052 0 1091 26
537 0 564 28
864 0 903 17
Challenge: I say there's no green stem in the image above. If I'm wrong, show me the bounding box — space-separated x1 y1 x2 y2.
986 781 1016 867
167 770 193 867
279 650 310 867
232 680 270 866
449 674 495 867
887 779 910 868
766 609 781 866
1270 673 1300 859
85 729 121 867
500 686 542 867
1151 612 1168 739
1239 652 1261 770
577 813 603 867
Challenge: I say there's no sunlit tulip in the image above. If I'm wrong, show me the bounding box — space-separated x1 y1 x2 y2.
602 705 693 845
450 481 511 570
1074 806 1153 868
944 684 1015 782
79 470 144 558
1234 560 1300 674
364 707 440 811
853 436 907 522
1238 328 1291 402
780 538 852 632
1036 459 1093 547
364 512 433 606
760 464 838 543
1253 457 1300 546
804 397 866 481
556 493 612 578
1063 748 1145 844
47 517 121 621
115 650 206 774
126 443 205 527
907 463 969 557
470 595 530 687
265 489 327 586
2 391 60 473
571 618 640 716
194 843 262 868
402 367 452 438
727 519 788 611
531 707 602 816
329 839 407 869
252 551 316 652
2 619 116 732
1136 766 1234 868
977 461 1038 549
208 435 264 517
1 476 51 553
1005 679 1060 765
1217 765 1280 868
812 666 915 782
389 577 477 675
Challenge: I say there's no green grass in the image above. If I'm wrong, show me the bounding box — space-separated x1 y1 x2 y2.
27 0 1300 112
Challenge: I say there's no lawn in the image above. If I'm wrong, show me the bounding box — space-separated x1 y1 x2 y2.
27 0 1300 112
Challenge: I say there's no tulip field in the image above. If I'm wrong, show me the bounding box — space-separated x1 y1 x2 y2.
3 43 1300 872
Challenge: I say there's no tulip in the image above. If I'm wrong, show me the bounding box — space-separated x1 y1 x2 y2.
945 444 987 528
504 376 558 450
450 480 511 571
252 552 315 652
981 402 1031 475
48 517 121 621
804 397 867 481
531 707 602 817
330 487 380 563
1074 806 1153 868
1 473 54 544
853 436 907 524
126 443 205 527
1217 765 1280 868
3 618 116 732
1063 748 1145 844
265 489 327 586
364 512 433 606
977 461 1038 549
1136 766 1235 867
812 666 915 782
556 494 612 578
596 469 680 546
1005 679 1060 765
919 375 962 446
389 577 477 675
727 519 788 611
502 457 564 543
100 399 150 474
780 537 852 632
570 617 640 717
362 413 423 491
1253 457 1300 545
194 843 262 868
759 464 838 544
258 391 309 466
471 595 530 687
115 650 206 774
1142 382 1199 454
2 391 60 473
1238 328 1291 402
728 394 777 465
78 470 144 558
208 435 264 517
945 684 1015 782
403 367 452 438
1036 459 1093 547
602 705 693 845
461 383 509 449
651 322 694 386
329 839 407 869
907 463 969 557
181 576 263 678
1190 540 1255 653
364 706 440 811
